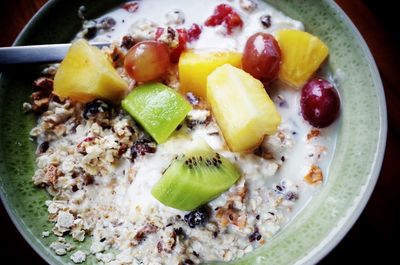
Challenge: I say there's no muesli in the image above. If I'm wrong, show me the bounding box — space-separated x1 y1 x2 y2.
26 0 340 264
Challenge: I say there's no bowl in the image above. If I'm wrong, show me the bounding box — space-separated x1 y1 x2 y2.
0 0 387 264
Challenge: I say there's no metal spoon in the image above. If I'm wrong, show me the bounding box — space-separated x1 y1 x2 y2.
0 42 110 65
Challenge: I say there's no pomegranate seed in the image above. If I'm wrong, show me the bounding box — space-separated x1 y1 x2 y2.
122 1 139 13
187 23 202 42
205 4 243 34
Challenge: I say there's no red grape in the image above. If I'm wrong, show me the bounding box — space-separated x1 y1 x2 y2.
300 78 340 128
242 33 281 83
205 4 243 34
124 41 170 82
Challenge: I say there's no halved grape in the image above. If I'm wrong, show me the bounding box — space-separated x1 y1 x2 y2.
300 78 340 128
124 41 170 82
242 33 281 83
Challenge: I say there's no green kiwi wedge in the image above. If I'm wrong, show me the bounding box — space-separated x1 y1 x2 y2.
122 82 192 144
151 140 241 211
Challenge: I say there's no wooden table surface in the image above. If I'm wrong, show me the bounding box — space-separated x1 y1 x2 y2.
0 0 398 264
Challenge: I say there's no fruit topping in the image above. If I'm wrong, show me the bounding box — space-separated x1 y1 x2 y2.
187 23 202 42
170 29 188 63
122 1 139 13
83 100 110 120
121 82 192 143
151 140 240 211
260 14 272 28
124 41 171 82
155 27 188 63
53 39 128 103
205 4 243 34
184 206 210 228
276 29 329 88
207 64 281 152
242 32 281 83
300 78 340 128
130 138 157 161
179 50 242 99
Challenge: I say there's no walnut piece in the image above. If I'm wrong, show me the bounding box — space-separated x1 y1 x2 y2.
307 129 321 140
304 165 323 184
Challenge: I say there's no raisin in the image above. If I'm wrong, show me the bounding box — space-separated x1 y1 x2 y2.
186 92 200 106
83 100 109 119
84 24 97 39
121 35 136 49
183 259 194 265
249 227 262 242
99 17 116 30
184 206 209 228
130 139 157 161
37 141 50 154
285 191 299 201
260 15 272 28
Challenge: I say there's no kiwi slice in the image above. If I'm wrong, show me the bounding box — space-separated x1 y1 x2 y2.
122 82 192 144
151 140 240 211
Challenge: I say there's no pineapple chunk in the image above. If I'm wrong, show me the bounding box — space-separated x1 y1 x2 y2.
54 39 128 103
179 50 242 99
277 29 329 88
207 64 281 152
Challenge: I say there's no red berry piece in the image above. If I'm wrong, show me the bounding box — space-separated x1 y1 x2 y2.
242 32 281 83
187 23 202 42
122 1 139 13
155 27 188 63
170 28 188 63
205 4 243 34
300 78 340 128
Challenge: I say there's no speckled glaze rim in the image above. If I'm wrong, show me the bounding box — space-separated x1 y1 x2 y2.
298 1 387 263
0 2 60 265
0 0 387 264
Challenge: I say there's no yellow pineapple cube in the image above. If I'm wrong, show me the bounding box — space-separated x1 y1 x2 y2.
207 64 281 152
276 29 329 88
54 39 128 103
179 50 242 99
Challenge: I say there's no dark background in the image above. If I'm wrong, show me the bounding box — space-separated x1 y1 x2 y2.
0 0 399 263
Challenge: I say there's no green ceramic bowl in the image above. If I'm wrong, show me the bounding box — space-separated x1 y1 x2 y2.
0 0 387 264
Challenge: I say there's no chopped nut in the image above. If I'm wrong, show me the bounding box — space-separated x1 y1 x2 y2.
134 224 158 243
33 77 54 92
45 164 60 186
156 26 179 49
307 129 321 140
240 0 258 12
31 91 50 112
304 165 323 184
70 250 86 264
109 46 125 68
216 200 247 228
165 9 185 25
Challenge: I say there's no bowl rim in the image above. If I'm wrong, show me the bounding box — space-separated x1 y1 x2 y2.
297 0 387 263
0 0 387 264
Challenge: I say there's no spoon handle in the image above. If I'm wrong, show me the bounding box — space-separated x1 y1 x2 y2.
0 42 110 65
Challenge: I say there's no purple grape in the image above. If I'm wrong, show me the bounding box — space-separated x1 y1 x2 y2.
300 78 340 128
